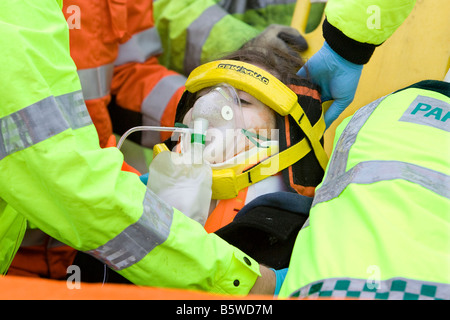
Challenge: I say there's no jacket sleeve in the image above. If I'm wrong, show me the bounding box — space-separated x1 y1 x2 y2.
154 0 297 75
323 0 416 64
110 0 187 147
0 0 260 295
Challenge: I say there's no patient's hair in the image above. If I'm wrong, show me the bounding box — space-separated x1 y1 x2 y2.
219 46 305 85
174 46 306 125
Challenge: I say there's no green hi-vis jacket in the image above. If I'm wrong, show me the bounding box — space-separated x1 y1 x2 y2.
153 0 298 76
325 0 415 45
280 80 450 300
154 0 416 75
0 0 260 294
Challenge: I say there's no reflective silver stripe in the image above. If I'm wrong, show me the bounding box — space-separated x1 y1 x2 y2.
77 28 163 100
77 64 114 100
219 0 297 14
57 91 92 129
218 0 247 13
85 188 173 270
0 91 90 160
141 74 186 147
184 0 297 73
312 94 450 207
314 160 450 204
322 96 386 183
184 5 227 75
311 96 382 207
290 277 450 300
114 27 164 66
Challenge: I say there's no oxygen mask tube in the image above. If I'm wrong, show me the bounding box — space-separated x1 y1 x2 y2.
116 125 193 151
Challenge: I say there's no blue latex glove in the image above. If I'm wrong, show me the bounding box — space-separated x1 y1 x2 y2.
270 268 289 296
297 41 363 128
139 173 149 185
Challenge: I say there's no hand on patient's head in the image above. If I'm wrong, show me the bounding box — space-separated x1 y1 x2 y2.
243 24 308 57
297 41 363 128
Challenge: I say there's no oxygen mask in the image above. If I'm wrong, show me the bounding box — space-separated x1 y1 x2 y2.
181 84 247 164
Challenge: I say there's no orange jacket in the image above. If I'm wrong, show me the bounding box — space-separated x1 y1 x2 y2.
204 188 248 233
63 0 186 147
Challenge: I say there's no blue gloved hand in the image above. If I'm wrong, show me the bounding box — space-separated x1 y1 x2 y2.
270 268 289 296
297 41 363 128
139 173 149 185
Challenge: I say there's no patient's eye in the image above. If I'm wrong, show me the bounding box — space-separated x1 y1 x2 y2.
238 91 253 106
240 98 251 105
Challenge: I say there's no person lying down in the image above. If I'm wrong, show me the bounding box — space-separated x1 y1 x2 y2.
70 46 327 284
147 47 328 269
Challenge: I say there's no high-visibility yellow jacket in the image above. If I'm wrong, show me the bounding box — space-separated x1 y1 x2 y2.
0 0 260 295
277 0 450 301
153 0 297 75
280 80 450 299
323 0 416 64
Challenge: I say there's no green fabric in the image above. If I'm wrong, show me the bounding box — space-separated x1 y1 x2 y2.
0 1 80 117
279 84 450 298
199 14 261 64
154 0 296 75
305 2 326 33
0 0 81 273
118 209 260 294
0 0 145 254
231 3 296 31
0 203 26 275
325 0 416 45
0 1 261 294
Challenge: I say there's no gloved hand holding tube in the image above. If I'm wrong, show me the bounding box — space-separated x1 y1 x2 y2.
117 122 212 225
147 118 213 226
297 41 363 128
125 84 251 226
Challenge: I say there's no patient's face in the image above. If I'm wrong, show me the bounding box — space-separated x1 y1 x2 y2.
238 89 277 140
182 86 277 164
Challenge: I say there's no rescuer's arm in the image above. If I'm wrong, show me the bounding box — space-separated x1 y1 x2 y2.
249 266 276 295
153 0 260 75
153 0 298 76
0 0 261 295
298 0 416 127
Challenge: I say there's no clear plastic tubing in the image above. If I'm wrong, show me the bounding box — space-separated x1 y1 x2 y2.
116 126 193 150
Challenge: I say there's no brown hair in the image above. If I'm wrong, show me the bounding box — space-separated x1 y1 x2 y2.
174 46 308 126
217 46 305 86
